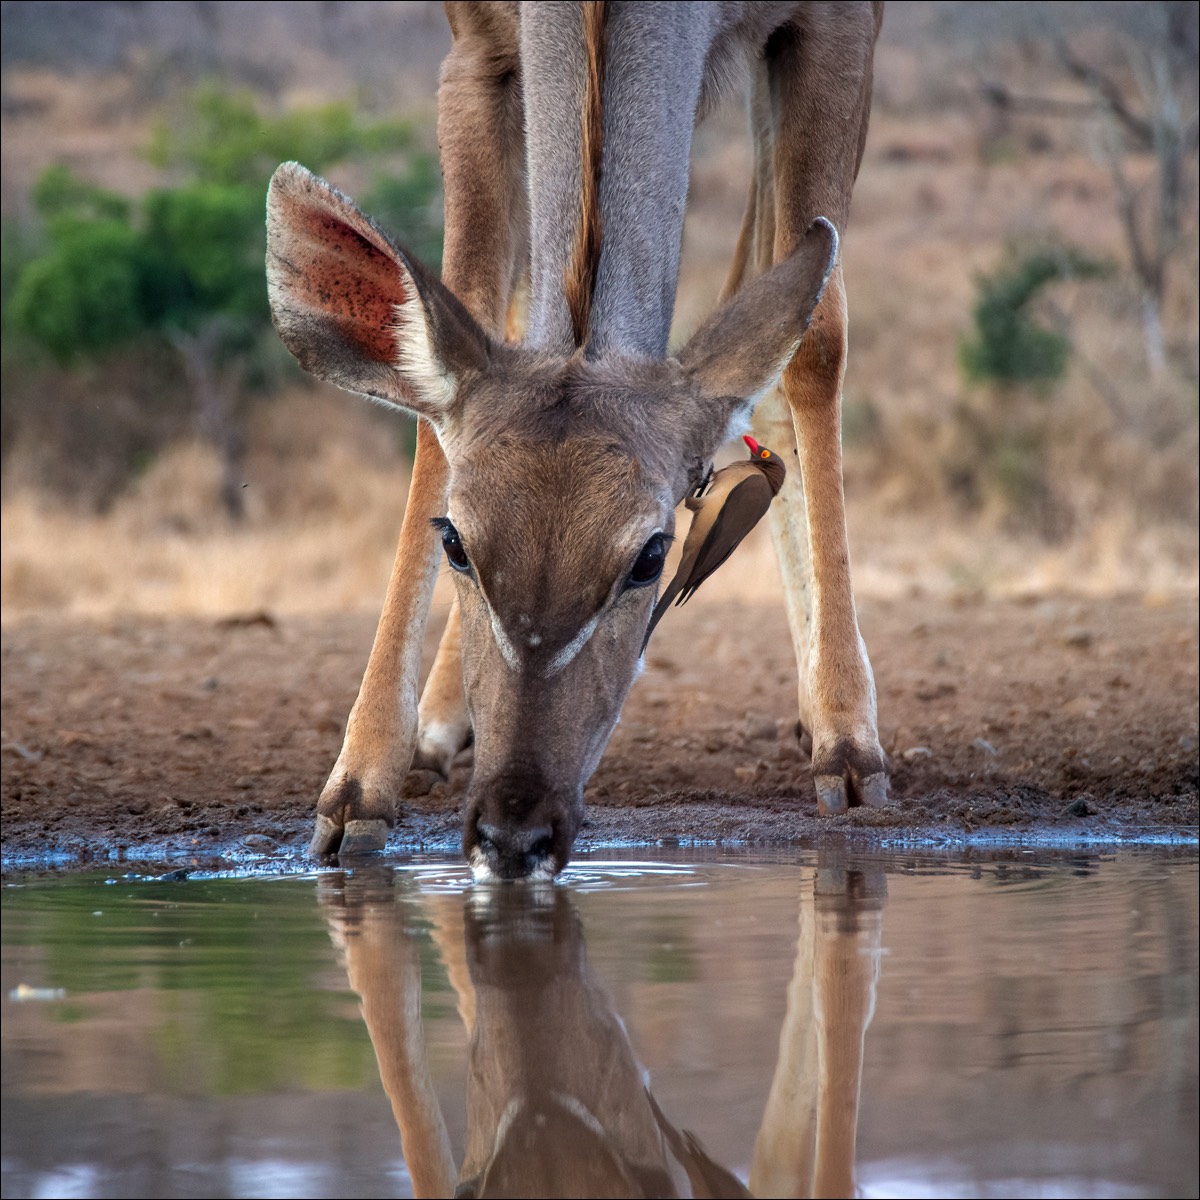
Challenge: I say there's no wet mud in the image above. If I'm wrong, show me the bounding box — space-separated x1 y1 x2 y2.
2 593 1196 871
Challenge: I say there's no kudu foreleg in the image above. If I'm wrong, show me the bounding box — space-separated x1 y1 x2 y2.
753 281 886 812
769 273 887 813
758 15 888 814
312 10 525 851
311 423 449 855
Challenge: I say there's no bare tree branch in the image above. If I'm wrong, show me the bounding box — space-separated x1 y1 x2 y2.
1054 39 1156 149
979 81 1098 122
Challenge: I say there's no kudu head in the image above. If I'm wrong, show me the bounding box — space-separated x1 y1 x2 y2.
266 163 836 881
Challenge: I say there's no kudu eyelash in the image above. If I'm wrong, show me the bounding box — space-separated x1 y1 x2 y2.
430 517 472 574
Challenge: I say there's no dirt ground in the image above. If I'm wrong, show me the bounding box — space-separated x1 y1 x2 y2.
2 589 1196 873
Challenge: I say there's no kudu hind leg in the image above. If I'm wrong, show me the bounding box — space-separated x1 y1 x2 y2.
764 19 888 813
410 8 527 782
413 602 472 777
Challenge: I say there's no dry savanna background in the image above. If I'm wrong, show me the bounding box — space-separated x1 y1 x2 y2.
1 1 1197 862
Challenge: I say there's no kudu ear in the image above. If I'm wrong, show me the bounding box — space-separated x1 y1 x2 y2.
676 217 838 428
266 162 490 426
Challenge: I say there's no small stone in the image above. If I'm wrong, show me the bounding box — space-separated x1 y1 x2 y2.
403 769 442 799
743 715 778 742
902 746 933 761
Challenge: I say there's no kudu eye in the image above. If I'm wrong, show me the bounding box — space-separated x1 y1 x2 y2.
432 518 471 573
628 533 667 588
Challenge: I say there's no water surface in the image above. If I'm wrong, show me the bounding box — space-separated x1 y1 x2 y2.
2 847 1197 1198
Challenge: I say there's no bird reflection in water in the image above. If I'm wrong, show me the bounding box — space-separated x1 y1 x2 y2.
318 857 885 1199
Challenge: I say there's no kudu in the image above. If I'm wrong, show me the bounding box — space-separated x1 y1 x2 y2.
266 2 889 880
320 859 885 1198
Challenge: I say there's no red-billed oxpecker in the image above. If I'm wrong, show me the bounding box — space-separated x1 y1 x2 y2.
643 435 786 649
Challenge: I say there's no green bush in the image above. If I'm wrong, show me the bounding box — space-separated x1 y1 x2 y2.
959 248 1107 389
947 245 1110 538
4 85 444 513
9 220 148 363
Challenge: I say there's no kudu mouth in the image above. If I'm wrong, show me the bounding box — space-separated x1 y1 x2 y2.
463 772 583 882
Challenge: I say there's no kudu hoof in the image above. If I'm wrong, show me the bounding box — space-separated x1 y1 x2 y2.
308 814 391 857
813 739 893 815
309 773 394 856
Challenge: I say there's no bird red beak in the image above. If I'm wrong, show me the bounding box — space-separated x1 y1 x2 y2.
743 435 760 455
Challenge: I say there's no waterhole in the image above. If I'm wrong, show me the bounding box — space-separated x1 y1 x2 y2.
3 846 1196 1198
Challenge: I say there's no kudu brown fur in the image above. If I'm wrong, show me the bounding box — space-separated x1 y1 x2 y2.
321 859 885 1197
266 2 889 879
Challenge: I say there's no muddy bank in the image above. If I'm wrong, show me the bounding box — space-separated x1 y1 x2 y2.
2 593 1196 872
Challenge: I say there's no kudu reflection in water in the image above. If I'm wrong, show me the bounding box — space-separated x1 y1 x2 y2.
319 861 885 1199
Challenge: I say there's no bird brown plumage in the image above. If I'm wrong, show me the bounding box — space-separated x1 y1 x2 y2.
643 435 786 650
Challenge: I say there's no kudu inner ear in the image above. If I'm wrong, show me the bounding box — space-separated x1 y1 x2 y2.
266 161 489 423
678 217 839 407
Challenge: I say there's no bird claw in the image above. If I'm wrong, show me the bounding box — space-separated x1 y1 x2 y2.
689 462 714 499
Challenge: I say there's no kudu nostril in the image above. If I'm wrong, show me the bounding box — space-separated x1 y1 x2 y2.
474 821 557 881
465 773 584 880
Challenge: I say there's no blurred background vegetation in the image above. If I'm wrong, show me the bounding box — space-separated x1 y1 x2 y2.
0 0 1196 616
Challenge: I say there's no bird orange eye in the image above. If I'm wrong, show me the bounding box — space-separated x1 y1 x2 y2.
761 450 770 458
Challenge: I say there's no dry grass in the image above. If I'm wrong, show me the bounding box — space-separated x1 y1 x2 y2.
2 392 454 620
2 430 1194 623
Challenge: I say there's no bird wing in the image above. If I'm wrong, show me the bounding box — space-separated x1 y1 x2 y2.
674 473 774 606
641 459 779 653
641 571 682 651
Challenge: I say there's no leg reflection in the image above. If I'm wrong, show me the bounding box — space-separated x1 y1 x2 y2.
750 858 886 1199
318 869 456 1198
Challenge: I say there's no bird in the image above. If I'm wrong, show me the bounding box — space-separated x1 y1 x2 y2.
642 434 786 650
